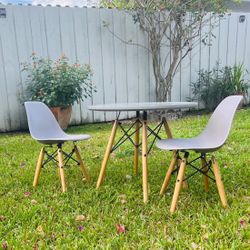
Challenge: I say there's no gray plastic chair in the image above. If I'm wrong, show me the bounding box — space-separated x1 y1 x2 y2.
25 101 91 192
156 95 243 213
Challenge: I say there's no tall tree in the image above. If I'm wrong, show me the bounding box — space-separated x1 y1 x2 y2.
102 0 231 101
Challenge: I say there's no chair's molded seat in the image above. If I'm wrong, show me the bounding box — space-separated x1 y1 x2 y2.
156 137 221 153
37 134 91 145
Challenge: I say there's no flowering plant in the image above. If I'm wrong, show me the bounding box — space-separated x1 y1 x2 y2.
22 53 95 107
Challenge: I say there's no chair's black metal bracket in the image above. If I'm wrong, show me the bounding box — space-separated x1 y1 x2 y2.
42 144 80 168
171 152 215 182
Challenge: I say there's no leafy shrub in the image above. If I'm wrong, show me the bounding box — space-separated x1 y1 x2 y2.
22 53 95 107
190 63 249 111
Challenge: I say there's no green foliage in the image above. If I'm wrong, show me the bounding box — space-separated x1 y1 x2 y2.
191 63 249 111
0 109 250 248
232 63 249 94
102 0 230 13
22 53 95 107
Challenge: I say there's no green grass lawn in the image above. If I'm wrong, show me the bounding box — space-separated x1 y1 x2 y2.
0 108 249 249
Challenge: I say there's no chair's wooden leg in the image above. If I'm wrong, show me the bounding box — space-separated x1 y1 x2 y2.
134 118 140 176
211 155 228 208
170 153 188 214
142 118 148 203
162 117 188 189
160 152 177 195
58 147 66 192
33 147 45 187
96 120 118 188
201 154 209 192
74 145 90 183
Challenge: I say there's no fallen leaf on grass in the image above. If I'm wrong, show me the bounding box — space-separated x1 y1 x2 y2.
78 225 84 232
36 225 44 235
125 175 132 180
31 199 38 205
119 194 127 204
239 218 247 228
75 215 86 222
111 152 116 158
116 224 126 234
202 233 209 240
120 199 127 204
19 162 26 168
243 196 250 201
32 244 38 250
191 242 198 249
24 192 30 198
2 241 8 249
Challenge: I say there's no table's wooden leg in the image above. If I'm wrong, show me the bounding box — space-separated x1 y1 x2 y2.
170 153 188 214
201 154 209 192
211 155 228 208
96 120 118 188
162 117 173 139
142 113 148 203
74 145 90 183
162 117 188 189
134 115 140 176
33 147 45 187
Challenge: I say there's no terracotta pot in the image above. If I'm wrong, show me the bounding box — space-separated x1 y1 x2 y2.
50 106 72 130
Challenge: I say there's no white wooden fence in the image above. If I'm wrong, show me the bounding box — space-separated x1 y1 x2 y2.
0 4 249 132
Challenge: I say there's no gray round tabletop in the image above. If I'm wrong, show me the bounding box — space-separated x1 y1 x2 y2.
88 102 198 112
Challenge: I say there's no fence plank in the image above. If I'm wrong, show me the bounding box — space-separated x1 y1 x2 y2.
44 7 62 60
218 15 230 66
12 5 34 129
209 15 220 70
0 6 21 130
180 13 192 102
73 7 93 123
235 13 247 64
59 6 81 125
227 14 238 66
100 8 116 121
87 8 105 122
28 6 48 57
113 9 128 119
125 13 139 118
0 33 10 131
137 23 149 103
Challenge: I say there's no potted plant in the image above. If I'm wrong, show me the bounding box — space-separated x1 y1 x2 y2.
22 53 95 129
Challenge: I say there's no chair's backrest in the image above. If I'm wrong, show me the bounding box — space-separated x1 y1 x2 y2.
25 101 65 140
199 95 243 147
